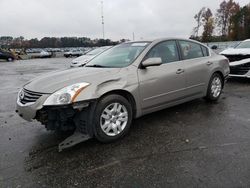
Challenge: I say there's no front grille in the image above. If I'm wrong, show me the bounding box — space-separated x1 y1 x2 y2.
224 55 250 62
20 89 43 105
230 63 250 75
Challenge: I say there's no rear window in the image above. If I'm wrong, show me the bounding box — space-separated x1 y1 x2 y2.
201 46 209 56
179 40 204 60
145 40 180 64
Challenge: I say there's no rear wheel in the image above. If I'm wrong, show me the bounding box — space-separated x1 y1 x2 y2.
205 73 223 102
93 94 132 143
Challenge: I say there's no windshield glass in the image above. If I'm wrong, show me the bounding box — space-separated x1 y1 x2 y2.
236 41 250 49
87 48 107 55
86 42 149 68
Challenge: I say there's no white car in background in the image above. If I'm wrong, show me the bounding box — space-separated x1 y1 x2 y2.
31 50 52 58
70 46 112 67
39 50 52 58
64 49 84 58
220 39 250 78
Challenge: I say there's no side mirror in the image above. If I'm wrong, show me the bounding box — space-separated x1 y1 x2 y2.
141 57 162 68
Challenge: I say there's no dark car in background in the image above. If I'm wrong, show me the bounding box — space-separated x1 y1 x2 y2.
0 49 16 61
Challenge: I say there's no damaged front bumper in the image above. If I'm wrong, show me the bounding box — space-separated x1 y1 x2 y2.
16 89 50 121
229 67 250 78
227 58 250 78
16 90 97 151
229 72 250 78
35 101 95 133
37 101 97 151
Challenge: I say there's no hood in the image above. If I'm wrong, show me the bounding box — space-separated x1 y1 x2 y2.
24 67 121 93
72 55 94 63
220 48 250 56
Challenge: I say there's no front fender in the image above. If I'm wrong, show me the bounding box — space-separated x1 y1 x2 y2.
73 66 142 117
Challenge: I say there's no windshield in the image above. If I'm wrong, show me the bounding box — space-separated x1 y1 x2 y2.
236 41 250 49
86 42 149 68
87 48 107 55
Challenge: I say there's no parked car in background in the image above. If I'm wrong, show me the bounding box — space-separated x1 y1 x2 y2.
64 49 84 58
0 49 16 61
220 39 250 78
31 50 52 58
70 46 112 67
39 50 53 58
16 38 229 150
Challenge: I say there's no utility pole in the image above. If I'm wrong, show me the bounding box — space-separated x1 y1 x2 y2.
101 1 105 39
133 32 135 41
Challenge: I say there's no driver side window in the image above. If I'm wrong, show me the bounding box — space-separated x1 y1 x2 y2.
145 41 180 64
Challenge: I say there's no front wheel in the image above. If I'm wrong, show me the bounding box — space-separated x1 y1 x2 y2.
93 94 132 143
205 73 223 102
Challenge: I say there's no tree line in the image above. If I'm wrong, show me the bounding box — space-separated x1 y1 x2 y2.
191 0 250 42
0 36 122 49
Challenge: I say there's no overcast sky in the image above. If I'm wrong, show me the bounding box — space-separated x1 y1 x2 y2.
0 0 249 40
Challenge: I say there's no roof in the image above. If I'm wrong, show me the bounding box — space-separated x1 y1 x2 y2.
126 37 204 44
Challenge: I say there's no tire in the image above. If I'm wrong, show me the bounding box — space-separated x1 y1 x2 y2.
205 73 223 102
93 94 132 143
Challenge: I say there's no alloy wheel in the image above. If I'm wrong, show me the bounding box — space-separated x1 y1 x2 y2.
100 102 128 137
211 76 222 98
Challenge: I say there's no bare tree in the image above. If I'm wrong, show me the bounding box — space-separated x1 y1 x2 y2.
216 0 240 36
202 8 214 42
193 7 206 37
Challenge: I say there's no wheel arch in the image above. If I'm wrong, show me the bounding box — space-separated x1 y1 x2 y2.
98 89 137 118
212 71 225 88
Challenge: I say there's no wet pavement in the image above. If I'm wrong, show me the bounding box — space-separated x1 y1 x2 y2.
0 58 250 188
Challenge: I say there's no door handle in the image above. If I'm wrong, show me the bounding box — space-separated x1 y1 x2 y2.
176 69 185 74
207 61 213 66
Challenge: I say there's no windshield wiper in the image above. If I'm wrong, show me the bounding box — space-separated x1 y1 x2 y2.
85 64 106 68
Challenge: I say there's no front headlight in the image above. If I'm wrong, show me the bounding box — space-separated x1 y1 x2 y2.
43 82 90 106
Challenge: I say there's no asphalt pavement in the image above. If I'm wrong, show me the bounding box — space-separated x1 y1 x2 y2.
0 58 250 188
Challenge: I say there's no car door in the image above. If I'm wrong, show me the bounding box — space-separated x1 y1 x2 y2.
178 40 211 96
138 40 186 113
